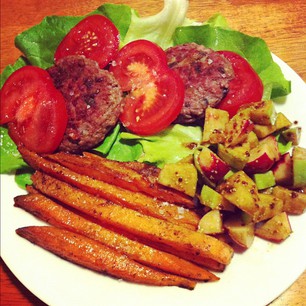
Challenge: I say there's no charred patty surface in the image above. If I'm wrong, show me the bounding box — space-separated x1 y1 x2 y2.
166 43 234 124
48 55 123 153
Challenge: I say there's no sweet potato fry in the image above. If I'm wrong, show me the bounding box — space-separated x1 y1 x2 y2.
31 171 234 265
14 193 219 281
25 181 223 271
48 151 195 208
119 160 158 173
48 152 140 191
19 147 199 229
16 226 196 289
26 185 39 194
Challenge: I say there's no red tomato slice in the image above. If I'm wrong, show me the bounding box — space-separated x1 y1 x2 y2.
1 66 68 153
120 69 185 135
217 51 264 117
54 15 119 69
110 40 184 135
110 40 168 91
1 66 52 124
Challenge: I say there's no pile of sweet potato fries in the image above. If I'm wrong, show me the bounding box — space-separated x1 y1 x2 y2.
14 146 234 290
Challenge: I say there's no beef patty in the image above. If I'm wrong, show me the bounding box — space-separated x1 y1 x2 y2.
47 55 123 153
166 43 234 124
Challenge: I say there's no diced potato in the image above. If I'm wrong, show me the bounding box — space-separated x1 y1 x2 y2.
272 185 306 215
202 107 229 144
224 217 255 249
198 210 224 235
282 127 302 146
246 131 259 149
243 135 280 175
253 112 292 139
255 212 292 242
216 171 260 218
271 152 293 186
253 124 274 139
224 112 254 147
199 185 235 211
217 132 259 170
217 144 250 170
274 112 292 129
253 193 283 222
249 100 277 126
178 154 195 164
158 163 198 197
195 147 231 187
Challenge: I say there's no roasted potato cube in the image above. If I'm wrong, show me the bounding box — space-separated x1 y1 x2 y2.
224 216 255 249
272 186 306 214
158 162 198 197
198 210 224 235
255 212 292 242
253 193 284 222
202 107 229 144
217 171 260 218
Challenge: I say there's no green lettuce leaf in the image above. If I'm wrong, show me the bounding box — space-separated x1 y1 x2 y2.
0 126 27 173
106 134 143 162
95 3 132 41
0 56 28 88
15 168 34 190
15 16 82 69
122 0 191 49
93 123 121 155
120 124 202 167
1 60 30 174
206 13 230 28
93 124 142 161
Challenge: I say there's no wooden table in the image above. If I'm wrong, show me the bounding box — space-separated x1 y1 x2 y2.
1 0 305 305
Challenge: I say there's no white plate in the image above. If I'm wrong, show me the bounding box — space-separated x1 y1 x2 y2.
1 55 306 306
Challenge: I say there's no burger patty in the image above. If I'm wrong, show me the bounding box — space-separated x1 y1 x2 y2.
47 55 123 153
166 43 234 124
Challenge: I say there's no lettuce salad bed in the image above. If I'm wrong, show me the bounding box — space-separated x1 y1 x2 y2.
0 0 291 187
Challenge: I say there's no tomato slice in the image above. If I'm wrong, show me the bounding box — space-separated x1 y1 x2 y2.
120 69 185 135
217 51 264 117
110 40 168 91
1 66 68 153
54 15 119 69
110 40 184 136
1 66 51 124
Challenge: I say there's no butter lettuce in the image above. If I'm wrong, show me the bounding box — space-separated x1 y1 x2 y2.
119 124 202 167
105 132 143 162
94 124 143 161
15 16 82 69
0 127 27 173
122 0 191 49
94 124 202 166
0 56 28 87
